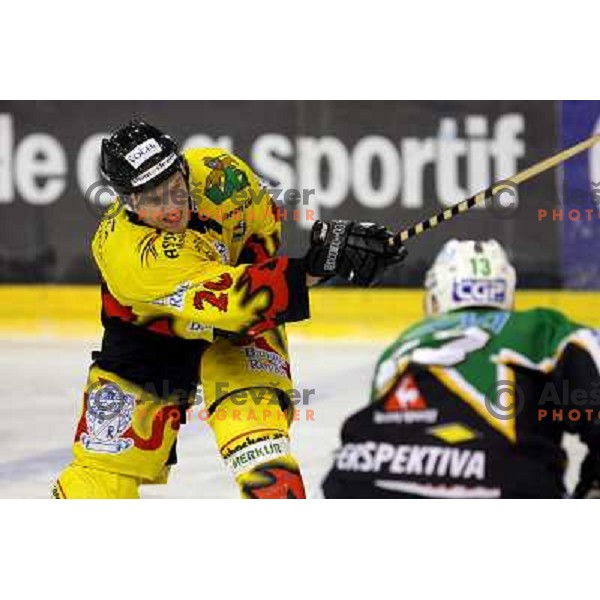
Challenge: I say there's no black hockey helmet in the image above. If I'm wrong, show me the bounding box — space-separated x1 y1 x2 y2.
100 118 186 196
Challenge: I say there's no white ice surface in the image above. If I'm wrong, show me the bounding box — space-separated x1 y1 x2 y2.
0 337 586 498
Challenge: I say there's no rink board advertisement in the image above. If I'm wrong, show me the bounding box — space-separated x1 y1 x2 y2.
0 101 560 286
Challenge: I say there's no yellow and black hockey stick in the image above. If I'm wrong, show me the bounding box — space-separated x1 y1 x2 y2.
393 132 600 245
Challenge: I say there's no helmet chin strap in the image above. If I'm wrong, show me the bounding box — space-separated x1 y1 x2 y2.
181 157 196 214
122 195 135 213
425 294 439 317
187 191 197 214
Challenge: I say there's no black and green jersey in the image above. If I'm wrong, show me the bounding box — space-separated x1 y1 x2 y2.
323 308 600 498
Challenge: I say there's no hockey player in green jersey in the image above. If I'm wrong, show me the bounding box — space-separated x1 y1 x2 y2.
322 239 600 498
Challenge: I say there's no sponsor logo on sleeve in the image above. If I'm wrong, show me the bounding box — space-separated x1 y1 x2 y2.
374 373 438 424
80 382 135 454
243 346 290 379
224 436 291 476
203 154 250 205
232 219 246 241
151 281 191 311
161 232 185 259
214 241 230 264
187 321 213 333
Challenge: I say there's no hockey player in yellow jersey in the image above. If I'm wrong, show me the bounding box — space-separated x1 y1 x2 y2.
53 118 407 499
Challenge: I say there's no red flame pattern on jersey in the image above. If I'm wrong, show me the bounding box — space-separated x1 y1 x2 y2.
239 257 290 336
245 466 306 499
102 288 135 323
242 234 271 263
121 405 181 450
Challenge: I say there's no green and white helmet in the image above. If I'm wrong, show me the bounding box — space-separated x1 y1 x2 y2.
424 239 516 315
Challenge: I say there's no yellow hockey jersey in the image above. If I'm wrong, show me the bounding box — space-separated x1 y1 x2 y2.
92 147 309 342
90 148 310 403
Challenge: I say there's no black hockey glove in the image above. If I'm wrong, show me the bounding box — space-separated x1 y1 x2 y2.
305 220 407 286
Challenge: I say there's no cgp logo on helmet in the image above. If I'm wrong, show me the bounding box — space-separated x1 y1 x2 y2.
0 111 525 225
452 279 508 304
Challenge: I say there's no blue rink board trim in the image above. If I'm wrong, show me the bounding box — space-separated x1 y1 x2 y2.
561 100 600 289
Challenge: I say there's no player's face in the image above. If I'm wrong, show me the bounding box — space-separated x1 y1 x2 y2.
132 171 190 233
